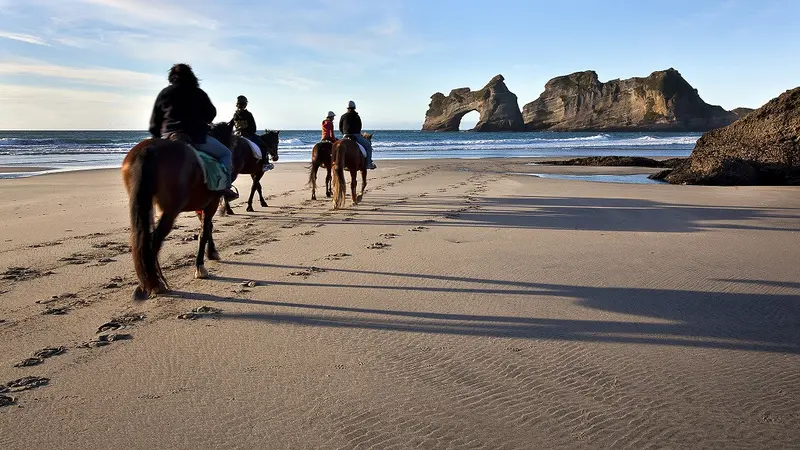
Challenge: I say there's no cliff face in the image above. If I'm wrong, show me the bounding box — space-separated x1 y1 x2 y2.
657 86 800 185
422 75 526 132
522 69 738 131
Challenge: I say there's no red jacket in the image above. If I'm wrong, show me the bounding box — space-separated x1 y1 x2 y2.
321 119 337 142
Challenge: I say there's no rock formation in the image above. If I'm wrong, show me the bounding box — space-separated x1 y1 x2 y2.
522 69 738 131
731 107 755 120
653 86 800 185
422 75 526 132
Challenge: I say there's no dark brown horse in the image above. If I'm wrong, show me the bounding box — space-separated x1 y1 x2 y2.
331 132 372 209
220 130 280 215
121 122 238 300
308 140 333 200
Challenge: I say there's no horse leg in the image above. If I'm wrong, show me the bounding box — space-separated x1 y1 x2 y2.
246 174 258 212
204 202 221 261
150 208 179 293
256 172 268 207
358 168 367 203
194 206 214 279
326 166 332 198
310 163 318 200
350 170 358 205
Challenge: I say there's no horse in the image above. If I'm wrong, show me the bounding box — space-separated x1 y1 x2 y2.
308 139 333 200
331 132 372 209
121 122 239 300
220 130 280 215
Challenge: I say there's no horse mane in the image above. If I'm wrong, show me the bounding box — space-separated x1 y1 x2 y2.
208 122 234 148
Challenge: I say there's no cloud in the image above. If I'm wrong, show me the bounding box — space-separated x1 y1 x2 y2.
0 31 51 46
0 61 160 89
41 0 218 30
0 84 153 129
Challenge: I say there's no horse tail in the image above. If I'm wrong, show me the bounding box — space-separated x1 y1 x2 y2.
128 145 161 297
331 142 347 209
306 144 317 187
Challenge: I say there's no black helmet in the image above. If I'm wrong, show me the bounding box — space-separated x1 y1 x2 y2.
236 95 248 105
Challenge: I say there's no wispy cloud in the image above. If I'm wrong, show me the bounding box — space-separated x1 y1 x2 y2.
0 61 159 88
0 31 51 46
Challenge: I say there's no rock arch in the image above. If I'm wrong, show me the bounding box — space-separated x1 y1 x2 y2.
422 75 526 132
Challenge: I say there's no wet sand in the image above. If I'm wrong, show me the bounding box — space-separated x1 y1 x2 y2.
0 159 798 449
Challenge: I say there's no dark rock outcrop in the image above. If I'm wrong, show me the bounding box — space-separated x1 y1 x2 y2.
522 69 738 131
538 156 686 168
655 86 800 185
422 75 526 132
731 107 755 120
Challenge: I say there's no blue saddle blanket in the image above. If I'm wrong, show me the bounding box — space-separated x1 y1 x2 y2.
195 150 228 191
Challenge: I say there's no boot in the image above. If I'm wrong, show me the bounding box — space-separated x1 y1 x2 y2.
222 172 239 201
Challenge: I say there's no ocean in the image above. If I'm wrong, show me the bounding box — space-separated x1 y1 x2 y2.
0 130 700 177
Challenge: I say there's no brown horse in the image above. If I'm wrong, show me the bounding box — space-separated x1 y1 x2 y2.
308 140 333 200
331 132 372 209
121 122 238 300
220 130 280 215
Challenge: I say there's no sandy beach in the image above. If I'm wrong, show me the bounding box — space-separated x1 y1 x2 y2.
0 158 798 449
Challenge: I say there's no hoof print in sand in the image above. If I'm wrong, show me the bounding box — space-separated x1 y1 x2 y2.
0 394 16 407
6 376 49 392
379 233 399 239
14 358 42 368
79 334 132 348
297 230 316 236
59 254 89 265
111 313 145 325
41 306 69 316
366 242 390 250
288 267 326 278
2 267 54 281
36 293 77 305
233 248 255 255
324 253 351 261
409 226 429 232
96 321 123 333
178 306 222 320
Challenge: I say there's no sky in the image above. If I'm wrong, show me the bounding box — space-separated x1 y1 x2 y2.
0 0 798 130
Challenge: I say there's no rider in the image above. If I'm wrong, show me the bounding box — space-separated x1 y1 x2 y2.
148 63 238 200
228 95 273 171
321 111 338 143
338 100 376 169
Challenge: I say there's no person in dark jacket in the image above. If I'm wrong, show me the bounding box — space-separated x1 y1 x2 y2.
228 95 273 170
338 100 376 169
149 63 237 200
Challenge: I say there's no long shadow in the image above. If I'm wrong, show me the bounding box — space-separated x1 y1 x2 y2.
281 195 800 233
169 272 800 354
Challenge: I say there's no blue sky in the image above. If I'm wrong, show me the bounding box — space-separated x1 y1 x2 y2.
0 0 798 130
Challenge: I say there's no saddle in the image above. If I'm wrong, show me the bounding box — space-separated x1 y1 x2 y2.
164 132 228 192
341 134 367 158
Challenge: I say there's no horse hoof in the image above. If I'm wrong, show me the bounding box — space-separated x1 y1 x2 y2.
260 201 268 207
133 286 149 301
195 266 209 279
208 250 221 261
246 205 255 212
226 210 235 216
311 195 316 201
326 193 332 198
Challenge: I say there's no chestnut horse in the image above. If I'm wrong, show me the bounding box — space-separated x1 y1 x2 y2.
121 122 238 300
331 132 372 209
308 140 333 200
220 130 280 215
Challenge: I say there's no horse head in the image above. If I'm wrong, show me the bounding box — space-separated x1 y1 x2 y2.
208 122 234 149
260 129 280 161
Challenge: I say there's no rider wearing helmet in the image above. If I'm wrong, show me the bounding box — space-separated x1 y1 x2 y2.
149 63 238 200
228 95 273 171
338 100 376 169
321 111 338 143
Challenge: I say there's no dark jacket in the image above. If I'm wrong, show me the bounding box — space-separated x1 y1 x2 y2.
339 110 362 135
148 83 217 144
229 109 257 136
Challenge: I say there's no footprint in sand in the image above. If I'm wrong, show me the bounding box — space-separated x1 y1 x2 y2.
1 266 55 282
324 253 351 261
112 313 145 324
297 230 316 236
233 248 255 255
59 254 90 265
14 347 67 368
288 267 326 278
79 333 132 348
177 306 223 320
29 241 63 249
36 293 77 305
409 226 429 232
379 233 399 239
366 242 391 250
96 321 123 333
0 394 16 407
5 376 49 392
